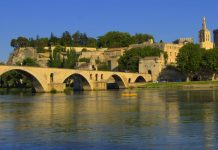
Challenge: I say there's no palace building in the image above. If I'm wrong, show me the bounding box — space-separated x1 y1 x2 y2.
199 17 214 49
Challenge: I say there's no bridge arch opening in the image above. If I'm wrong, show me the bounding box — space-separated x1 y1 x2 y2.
135 76 146 83
0 69 44 93
106 74 126 89
63 73 91 91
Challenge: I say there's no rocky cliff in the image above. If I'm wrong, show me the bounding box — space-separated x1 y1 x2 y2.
7 47 49 67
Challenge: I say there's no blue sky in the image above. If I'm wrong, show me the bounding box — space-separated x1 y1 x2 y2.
0 0 217 62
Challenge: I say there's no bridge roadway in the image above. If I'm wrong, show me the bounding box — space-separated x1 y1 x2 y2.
0 65 151 92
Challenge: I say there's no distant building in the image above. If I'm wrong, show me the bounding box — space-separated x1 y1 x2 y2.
139 54 165 81
104 48 126 70
199 17 214 49
173 38 194 44
214 29 218 47
129 40 184 64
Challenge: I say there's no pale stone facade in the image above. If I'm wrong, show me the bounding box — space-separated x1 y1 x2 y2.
104 48 126 70
129 40 185 64
139 54 165 81
199 17 214 50
79 51 105 62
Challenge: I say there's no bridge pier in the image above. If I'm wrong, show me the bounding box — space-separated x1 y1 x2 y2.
48 83 66 92
93 81 107 90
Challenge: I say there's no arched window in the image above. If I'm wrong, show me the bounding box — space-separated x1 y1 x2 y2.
128 78 131 83
148 70 152 75
50 73 54 83
95 74 98 81
90 74 92 80
101 74 103 80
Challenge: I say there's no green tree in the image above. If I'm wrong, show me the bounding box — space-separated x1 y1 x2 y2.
10 37 29 48
201 47 218 80
61 31 73 46
97 31 132 48
49 33 60 46
48 52 63 68
72 31 80 46
22 58 39 67
176 44 204 81
16 37 29 47
63 50 78 68
132 33 154 44
87 37 97 47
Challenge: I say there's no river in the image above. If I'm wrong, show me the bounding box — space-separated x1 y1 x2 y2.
0 89 218 150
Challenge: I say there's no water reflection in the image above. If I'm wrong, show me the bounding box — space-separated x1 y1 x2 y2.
0 89 218 149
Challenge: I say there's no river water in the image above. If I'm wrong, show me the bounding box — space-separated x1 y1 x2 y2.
0 89 218 150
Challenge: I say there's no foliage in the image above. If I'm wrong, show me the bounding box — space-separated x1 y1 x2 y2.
63 50 79 68
61 31 73 46
11 37 29 48
97 31 154 48
53 45 65 53
0 71 32 88
22 58 39 67
79 58 90 63
98 63 111 71
97 31 132 48
118 46 164 72
132 33 154 44
10 31 154 50
47 52 63 68
48 49 79 69
176 44 204 77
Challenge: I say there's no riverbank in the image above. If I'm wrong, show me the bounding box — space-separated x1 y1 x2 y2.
0 88 32 93
130 81 218 89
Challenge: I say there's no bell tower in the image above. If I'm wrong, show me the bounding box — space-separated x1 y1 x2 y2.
199 17 214 49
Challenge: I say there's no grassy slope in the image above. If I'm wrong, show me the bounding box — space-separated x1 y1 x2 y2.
130 81 218 89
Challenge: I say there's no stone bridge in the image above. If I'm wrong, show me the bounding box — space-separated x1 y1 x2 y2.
0 65 151 92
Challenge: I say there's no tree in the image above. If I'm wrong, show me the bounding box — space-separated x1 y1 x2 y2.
72 31 80 46
47 52 62 68
10 37 29 48
176 44 204 81
61 31 73 46
22 58 39 67
49 33 60 46
97 31 133 48
118 46 164 72
63 50 78 68
201 47 218 80
16 37 29 47
10 39 19 48
132 33 154 44
87 37 97 47
34 38 49 53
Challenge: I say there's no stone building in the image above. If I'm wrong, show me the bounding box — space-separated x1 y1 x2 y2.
214 29 218 47
139 54 165 81
104 48 126 70
199 17 214 49
173 38 194 44
129 39 186 64
79 51 105 62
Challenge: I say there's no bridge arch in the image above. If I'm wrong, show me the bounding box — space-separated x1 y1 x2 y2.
106 74 127 89
63 73 92 91
0 69 45 92
135 76 146 83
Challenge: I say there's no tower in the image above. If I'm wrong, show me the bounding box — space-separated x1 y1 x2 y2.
199 17 214 49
